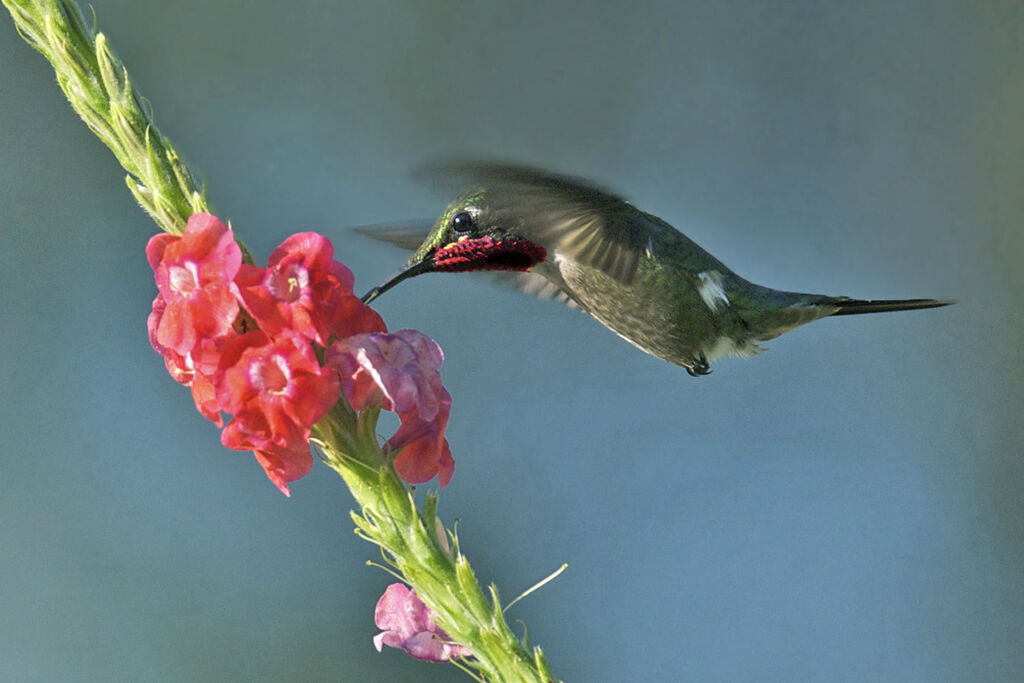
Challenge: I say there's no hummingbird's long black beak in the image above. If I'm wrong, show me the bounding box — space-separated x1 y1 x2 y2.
361 255 436 304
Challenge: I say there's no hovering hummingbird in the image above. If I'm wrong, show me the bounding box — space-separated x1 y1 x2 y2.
360 163 949 376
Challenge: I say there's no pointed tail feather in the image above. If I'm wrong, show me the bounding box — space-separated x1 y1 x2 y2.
828 297 953 316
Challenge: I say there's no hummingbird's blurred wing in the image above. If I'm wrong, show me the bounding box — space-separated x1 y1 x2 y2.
427 162 650 286
353 221 433 250
490 271 582 310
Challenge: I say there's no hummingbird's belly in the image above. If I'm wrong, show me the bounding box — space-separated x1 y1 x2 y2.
553 258 724 368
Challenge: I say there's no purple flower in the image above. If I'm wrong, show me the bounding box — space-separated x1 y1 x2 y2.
328 330 454 486
373 583 470 662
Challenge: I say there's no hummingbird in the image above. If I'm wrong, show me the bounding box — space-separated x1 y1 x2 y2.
360 163 950 376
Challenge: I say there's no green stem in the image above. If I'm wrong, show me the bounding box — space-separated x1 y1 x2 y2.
315 403 556 682
4 0 252 262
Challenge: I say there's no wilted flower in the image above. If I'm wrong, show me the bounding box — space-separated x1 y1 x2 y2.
373 583 470 662
328 330 454 486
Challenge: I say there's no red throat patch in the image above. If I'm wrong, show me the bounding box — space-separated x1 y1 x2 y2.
432 236 546 273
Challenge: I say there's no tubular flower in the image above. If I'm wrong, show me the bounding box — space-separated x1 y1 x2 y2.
146 213 241 356
373 583 471 662
148 294 231 427
236 232 383 345
327 330 454 486
216 331 339 496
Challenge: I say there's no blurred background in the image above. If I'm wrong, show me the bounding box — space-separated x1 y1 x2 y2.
2 1 1021 681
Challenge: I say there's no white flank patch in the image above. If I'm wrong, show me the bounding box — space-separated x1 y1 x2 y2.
697 270 730 312
702 336 766 361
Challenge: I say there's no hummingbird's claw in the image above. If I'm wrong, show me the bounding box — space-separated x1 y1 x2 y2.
686 354 712 377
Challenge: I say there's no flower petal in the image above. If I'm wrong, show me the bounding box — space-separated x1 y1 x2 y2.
327 331 454 486
372 583 470 662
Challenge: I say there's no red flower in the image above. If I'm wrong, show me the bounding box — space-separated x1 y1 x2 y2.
373 583 470 662
216 331 340 495
146 213 242 356
220 407 313 496
325 288 387 341
145 214 448 495
388 406 454 487
237 233 385 345
148 294 228 426
328 330 454 486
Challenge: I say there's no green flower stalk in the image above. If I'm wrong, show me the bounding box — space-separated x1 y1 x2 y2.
315 403 558 682
5 0 209 238
5 1 560 680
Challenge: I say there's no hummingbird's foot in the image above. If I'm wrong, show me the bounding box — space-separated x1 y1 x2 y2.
686 354 712 377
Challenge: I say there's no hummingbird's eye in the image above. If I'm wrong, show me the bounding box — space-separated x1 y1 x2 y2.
451 211 475 234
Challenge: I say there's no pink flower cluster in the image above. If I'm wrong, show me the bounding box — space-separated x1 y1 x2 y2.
147 213 454 495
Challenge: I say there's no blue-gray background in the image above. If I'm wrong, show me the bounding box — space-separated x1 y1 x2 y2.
2 2 1021 681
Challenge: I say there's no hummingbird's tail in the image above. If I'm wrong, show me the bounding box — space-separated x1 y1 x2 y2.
827 297 952 316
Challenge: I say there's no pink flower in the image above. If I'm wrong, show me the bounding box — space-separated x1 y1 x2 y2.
373 583 470 662
148 294 229 427
221 410 313 496
327 330 454 486
146 213 242 356
236 232 382 345
325 288 387 341
389 401 453 488
216 331 339 495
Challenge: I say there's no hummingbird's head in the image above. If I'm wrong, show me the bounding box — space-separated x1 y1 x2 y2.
362 190 547 304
